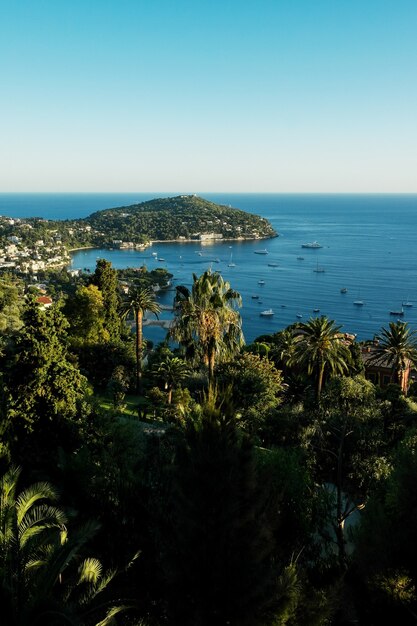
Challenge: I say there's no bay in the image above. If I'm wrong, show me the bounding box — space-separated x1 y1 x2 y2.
2 192 417 345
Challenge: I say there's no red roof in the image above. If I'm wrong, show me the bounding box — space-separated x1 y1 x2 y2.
36 296 53 305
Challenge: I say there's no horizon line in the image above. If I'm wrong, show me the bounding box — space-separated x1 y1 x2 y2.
1 191 417 196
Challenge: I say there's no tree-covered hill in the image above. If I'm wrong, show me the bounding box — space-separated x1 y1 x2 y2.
0 195 276 273
84 194 277 243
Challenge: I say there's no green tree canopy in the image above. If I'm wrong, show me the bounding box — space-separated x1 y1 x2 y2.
171 269 244 381
290 316 352 400
91 259 121 340
5 299 90 466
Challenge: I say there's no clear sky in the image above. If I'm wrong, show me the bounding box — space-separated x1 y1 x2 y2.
1 0 416 192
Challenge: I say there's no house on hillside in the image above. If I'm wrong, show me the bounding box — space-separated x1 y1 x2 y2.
361 345 417 392
36 296 53 310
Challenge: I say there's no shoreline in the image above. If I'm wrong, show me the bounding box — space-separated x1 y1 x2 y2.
68 234 277 255
67 245 97 252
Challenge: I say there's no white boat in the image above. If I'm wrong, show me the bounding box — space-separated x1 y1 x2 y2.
354 290 364 305
260 308 274 317
296 313 303 319
151 252 158 257
403 302 413 307
258 280 265 285
158 257 165 262
254 249 268 255
313 308 320 313
301 241 322 249
268 262 278 267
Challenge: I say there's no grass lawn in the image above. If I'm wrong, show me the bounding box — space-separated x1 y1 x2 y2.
94 392 146 418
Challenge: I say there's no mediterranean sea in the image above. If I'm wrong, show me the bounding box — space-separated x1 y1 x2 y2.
1 193 417 345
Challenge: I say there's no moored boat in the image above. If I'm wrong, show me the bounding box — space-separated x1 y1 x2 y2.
313 262 325 273
301 241 322 249
340 287 348 294
254 249 268 255
260 308 274 317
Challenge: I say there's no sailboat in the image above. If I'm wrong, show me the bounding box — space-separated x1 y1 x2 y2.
313 260 325 273
228 252 236 267
390 306 404 316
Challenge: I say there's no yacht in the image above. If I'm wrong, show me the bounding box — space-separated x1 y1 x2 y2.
258 280 265 285
268 262 278 267
301 241 322 249
296 313 303 319
254 249 268 255
354 300 364 306
390 307 404 316
260 308 274 317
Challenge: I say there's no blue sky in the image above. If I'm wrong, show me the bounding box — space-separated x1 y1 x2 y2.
1 0 416 192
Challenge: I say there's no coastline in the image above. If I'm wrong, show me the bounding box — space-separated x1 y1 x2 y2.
67 234 277 255
67 246 97 252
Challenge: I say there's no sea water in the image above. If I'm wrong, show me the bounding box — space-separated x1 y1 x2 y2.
2 193 417 345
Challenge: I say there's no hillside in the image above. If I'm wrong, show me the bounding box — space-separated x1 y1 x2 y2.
84 195 277 244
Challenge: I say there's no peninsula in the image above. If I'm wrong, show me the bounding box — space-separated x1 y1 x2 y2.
0 195 277 273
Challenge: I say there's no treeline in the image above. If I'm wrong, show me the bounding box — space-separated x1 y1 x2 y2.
0 265 417 624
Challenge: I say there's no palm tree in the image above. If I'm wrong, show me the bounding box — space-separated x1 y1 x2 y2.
0 466 132 625
170 270 244 381
290 316 352 400
121 285 161 393
370 321 417 394
270 328 298 373
153 356 190 404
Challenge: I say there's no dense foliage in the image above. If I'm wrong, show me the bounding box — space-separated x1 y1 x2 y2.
1 264 417 625
85 195 277 244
